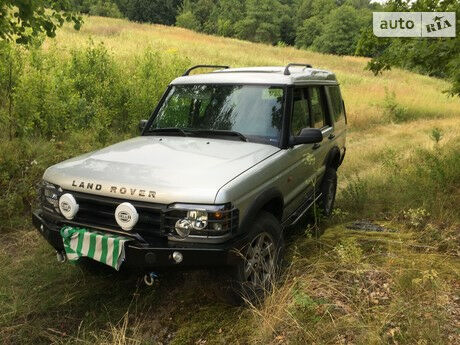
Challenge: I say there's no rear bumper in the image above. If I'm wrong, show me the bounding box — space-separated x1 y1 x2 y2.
32 211 242 270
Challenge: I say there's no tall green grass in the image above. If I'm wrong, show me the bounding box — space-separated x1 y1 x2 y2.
339 135 460 221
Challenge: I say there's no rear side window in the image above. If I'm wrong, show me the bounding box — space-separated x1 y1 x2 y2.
328 86 345 127
309 87 329 129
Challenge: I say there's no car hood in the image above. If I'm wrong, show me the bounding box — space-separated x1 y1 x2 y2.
44 136 280 204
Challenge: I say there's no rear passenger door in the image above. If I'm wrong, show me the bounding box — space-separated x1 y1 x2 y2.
308 86 333 174
326 85 346 149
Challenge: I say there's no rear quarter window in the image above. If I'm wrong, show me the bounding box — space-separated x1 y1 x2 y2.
328 86 346 129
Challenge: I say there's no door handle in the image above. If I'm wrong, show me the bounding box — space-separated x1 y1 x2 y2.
312 143 321 150
328 133 335 140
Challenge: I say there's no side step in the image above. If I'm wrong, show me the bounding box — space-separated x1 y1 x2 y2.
284 193 322 227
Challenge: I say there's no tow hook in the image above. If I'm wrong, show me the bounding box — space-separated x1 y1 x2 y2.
143 272 159 286
56 251 67 263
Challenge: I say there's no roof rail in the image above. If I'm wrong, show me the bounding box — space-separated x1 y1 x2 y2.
183 65 230 76
283 63 312 75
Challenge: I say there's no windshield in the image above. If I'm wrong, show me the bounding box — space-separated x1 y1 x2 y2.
146 84 285 145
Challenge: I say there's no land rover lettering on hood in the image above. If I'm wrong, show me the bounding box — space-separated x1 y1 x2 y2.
33 64 346 303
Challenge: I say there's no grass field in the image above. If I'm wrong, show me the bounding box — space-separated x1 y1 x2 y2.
0 15 459 345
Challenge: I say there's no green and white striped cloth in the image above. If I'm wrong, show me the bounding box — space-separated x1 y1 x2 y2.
60 226 130 271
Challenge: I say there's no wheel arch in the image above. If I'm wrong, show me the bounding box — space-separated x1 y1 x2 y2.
325 146 341 170
239 187 284 234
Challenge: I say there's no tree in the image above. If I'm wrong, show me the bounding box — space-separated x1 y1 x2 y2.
192 0 215 31
295 16 323 48
127 0 182 25
213 0 245 36
294 0 314 27
236 0 285 44
217 0 245 26
0 0 82 44
313 5 370 55
356 0 460 96
294 0 338 49
311 0 337 18
89 0 123 18
176 11 200 31
280 14 296 45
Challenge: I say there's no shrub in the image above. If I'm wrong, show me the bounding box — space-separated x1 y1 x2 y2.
429 127 443 144
382 88 412 123
127 49 190 131
403 208 430 229
334 237 363 266
0 40 190 232
89 0 123 18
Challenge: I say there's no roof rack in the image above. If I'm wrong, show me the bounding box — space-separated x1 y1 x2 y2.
283 63 312 76
183 65 230 76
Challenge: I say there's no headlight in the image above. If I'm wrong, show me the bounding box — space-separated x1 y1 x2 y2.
167 203 238 239
187 210 208 230
174 210 208 238
41 180 62 213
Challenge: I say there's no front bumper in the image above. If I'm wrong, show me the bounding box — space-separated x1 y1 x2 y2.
32 211 243 270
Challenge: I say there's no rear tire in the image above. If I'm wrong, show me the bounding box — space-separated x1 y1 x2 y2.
229 211 284 305
319 168 337 217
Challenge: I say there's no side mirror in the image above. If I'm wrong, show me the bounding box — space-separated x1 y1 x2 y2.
290 128 323 146
138 119 148 133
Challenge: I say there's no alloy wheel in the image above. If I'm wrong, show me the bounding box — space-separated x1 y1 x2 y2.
243 232 276 290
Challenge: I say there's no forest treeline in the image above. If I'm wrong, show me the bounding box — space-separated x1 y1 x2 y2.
72 0 379 55
67 0 459 96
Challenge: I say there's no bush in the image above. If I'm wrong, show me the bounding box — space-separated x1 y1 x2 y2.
0 41 190 232
382 89 412 123
334 238 363 266
89 0 123 18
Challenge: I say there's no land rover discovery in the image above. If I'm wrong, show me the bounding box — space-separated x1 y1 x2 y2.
33 63 346 300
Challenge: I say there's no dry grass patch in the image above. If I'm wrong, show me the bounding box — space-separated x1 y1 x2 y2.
250 225 459 345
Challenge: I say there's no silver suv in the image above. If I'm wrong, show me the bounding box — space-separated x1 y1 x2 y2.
33 64 346 299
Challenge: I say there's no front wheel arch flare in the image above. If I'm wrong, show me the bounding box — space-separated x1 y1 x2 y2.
239 188 284 234
325 146 341 170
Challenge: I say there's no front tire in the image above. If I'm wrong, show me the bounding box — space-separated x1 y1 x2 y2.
230 211 284 304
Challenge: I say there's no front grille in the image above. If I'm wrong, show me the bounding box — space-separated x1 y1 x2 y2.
64 191 166 237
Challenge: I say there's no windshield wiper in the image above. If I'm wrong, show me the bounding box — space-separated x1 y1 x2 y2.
148 128 189 137
190 129 248 142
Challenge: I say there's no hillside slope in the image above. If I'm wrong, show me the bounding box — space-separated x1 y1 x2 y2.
50 16 460 129
1 16 459 345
